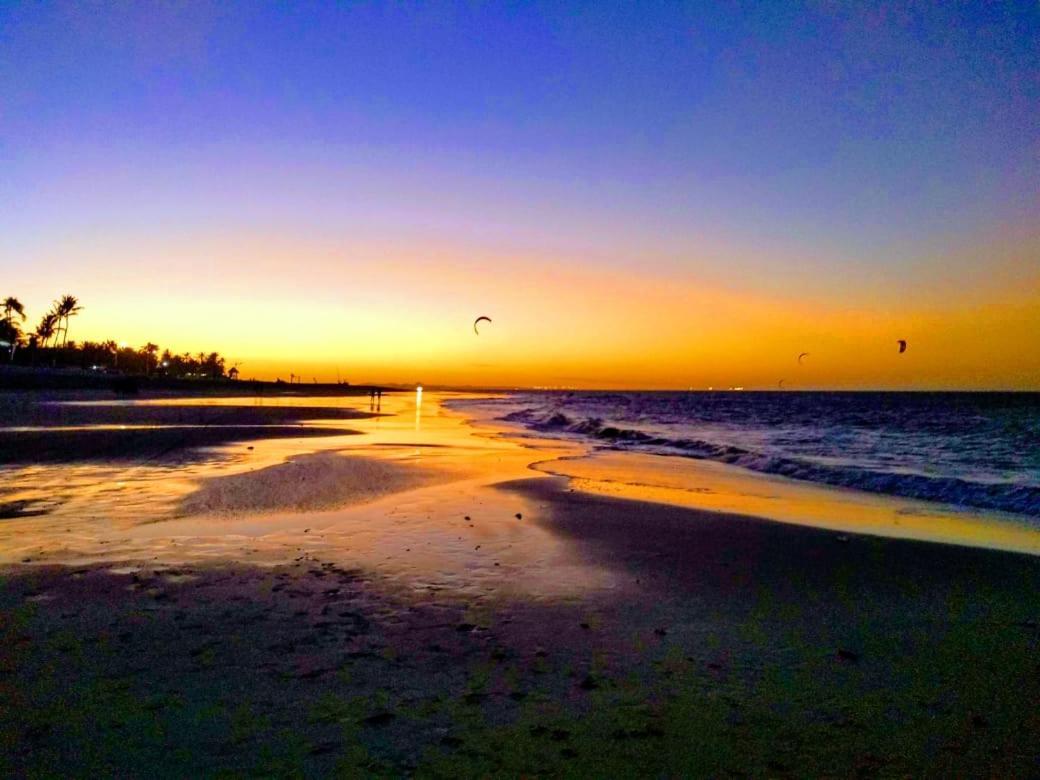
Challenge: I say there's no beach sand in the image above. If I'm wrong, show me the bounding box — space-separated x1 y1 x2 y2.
176 452 448 517
2 391 1039 775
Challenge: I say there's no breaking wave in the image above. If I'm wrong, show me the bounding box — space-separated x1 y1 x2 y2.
494 398 1040 518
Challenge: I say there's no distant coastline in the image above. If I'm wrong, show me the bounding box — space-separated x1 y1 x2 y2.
0 365 390 397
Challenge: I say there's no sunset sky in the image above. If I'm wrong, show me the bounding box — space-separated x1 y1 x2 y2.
2 2 1038 389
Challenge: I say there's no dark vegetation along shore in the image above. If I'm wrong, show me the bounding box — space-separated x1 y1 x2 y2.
0 365 389 397
1 293 388 395
2 477 1039 776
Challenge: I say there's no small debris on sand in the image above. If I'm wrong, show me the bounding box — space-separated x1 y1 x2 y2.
579 674 600 690
361 712 396 727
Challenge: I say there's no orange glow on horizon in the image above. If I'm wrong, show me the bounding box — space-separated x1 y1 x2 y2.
12 230 1040 390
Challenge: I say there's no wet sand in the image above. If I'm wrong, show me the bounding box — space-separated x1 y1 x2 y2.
0 425 363 465
0 398 375 465
2 392 1039 775
0 397 378 429
532 450 1040 556
176 452 448 516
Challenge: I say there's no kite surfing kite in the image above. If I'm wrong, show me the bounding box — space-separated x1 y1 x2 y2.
897 339 907 354
473 315 492 335
797 352 809 365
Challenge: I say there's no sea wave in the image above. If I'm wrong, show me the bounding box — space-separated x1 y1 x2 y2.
498 407 1040 518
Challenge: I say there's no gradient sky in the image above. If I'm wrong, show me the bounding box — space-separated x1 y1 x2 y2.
2 1 1038 388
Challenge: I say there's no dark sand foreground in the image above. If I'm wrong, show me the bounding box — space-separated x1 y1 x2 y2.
3 476 1039 777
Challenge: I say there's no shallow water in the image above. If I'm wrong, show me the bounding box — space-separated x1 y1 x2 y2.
3 390 1040 585
0 391 624 599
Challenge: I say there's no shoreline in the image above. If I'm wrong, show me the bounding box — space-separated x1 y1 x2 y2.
447 390 1040 521
530 451 1040 557
460 395 1040 558
2 389 1039 565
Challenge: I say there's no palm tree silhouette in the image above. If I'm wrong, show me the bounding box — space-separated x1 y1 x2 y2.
54 295 82 347
35 311 58 347
0 297 26 360
102 340 117 367
142 342 159 375
2 297 25 324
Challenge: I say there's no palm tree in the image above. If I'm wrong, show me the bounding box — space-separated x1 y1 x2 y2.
141 342 159 375
101 340 117 365
0 319 20 361
2 297 25 324
53 295 82 347
203 351 225 378
35 311 58 347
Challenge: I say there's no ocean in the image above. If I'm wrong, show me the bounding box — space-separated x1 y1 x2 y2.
451 392 1040 518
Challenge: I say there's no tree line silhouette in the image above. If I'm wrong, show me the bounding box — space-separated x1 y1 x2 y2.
1 295 231 379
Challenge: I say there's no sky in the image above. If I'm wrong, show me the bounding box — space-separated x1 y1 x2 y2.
2 1 1038 389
